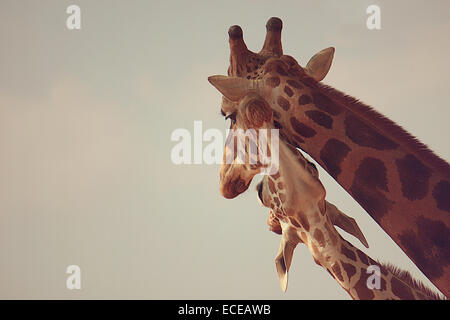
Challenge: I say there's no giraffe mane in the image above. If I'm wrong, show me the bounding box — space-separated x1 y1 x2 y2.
299 74 450 179
379 261 446 300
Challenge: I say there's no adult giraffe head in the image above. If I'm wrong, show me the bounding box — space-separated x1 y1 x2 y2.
210 88 278 199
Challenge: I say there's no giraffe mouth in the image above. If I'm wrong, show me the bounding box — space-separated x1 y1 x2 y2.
221 176 250 199
220 162 252 199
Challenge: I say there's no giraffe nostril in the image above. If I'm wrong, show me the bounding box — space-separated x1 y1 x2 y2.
233 178 247 194
220 177 249 199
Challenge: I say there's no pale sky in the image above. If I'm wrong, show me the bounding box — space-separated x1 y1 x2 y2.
0 0 449 299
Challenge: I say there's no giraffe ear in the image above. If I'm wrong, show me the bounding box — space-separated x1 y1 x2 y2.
326 201 369 248
275 239 296 292
208 75 259 102
305 47 335 81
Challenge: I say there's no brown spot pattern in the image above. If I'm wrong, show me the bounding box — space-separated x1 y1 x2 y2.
350 158 395 222
290 117 316 138
432 180 450 212
380 277 387 291
354 270 375 300
276 65 288 76
277 96 290 111
341 261 357 280
271 171 280 180
350 191 393 223
399 216 450 280
280 55 297 66
298 94 312 105
273 197 280 207
266 76 280 88
391 277 415 300
341 244 357 261
292 134 305 144
344 115 398 150
305 110 333 129
286 79 302 89
319 139 351 178
312 92 342 116
396 154 431 201
354 157 389 191
245 99 272 127
268 178 276 193
331 263 344 282
356 249 370 265
297 213 310 232
290 218 301 228
263 59 282 74
313 229 326 247
284 86 294 97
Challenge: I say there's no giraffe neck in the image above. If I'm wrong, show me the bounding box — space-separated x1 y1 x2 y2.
302 220 442 300
268 62 450 295
262 140 442 299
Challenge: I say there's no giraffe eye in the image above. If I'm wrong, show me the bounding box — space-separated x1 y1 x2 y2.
225 112 237 124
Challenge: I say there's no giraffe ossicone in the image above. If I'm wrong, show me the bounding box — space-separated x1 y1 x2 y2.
208 17 450 297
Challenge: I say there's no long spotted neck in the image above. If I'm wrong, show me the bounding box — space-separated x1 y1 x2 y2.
301 218 443 300
270 141 442 300
269 62 450 296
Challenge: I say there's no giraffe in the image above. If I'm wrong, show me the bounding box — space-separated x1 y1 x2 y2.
211 89 443 299
208 17 450 296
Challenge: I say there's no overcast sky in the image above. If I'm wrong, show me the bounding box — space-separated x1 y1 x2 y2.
0 0 449 299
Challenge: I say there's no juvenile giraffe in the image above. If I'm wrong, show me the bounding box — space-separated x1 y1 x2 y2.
209 17 450 296
213 90 442 299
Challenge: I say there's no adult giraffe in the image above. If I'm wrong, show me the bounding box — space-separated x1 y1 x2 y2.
208 17 450 297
